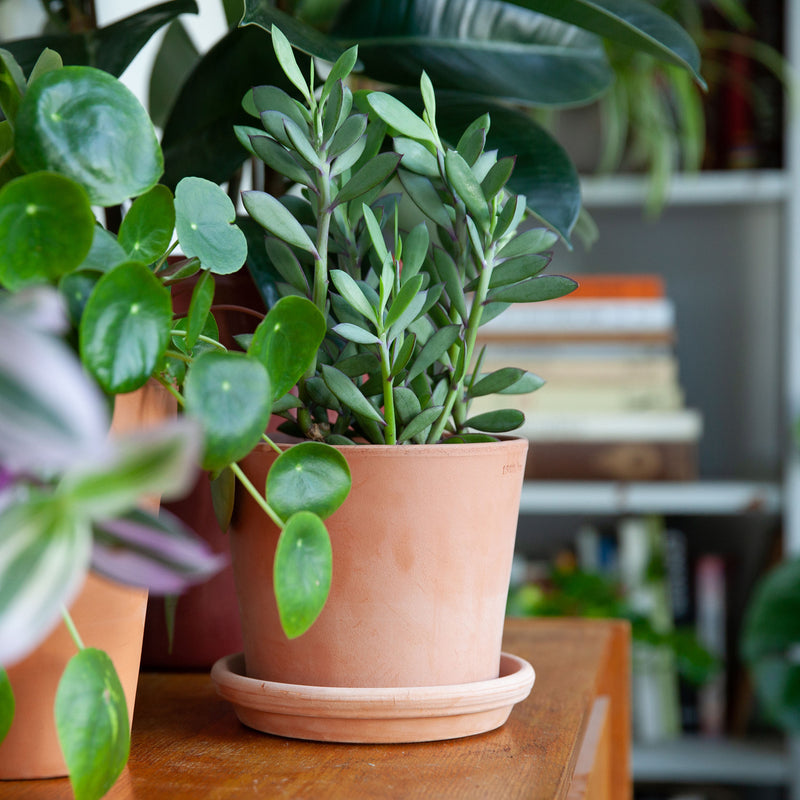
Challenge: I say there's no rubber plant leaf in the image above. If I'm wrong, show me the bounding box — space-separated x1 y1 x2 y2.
512 0 705 87
0 173 95 290
118 185 176 264
55 648 129 800
248 295 326 403
273 511 333 638
175 177 248 275
183 350 273 473
0 0 198 78
15 67 163 207
331 0 612 107
0 305 109 473
266 441 351 520
60 419 201 521
79 262 173 395
160 25 305 188
91 507 225 594
0 493 92 666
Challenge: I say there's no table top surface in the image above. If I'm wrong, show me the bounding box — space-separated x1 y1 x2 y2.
0 618 630 800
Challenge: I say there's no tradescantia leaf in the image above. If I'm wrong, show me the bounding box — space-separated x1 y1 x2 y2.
0 173 95 291
243 190 318 255
248 295 326 402
91 507 225 594
79 262 173 394
15 66 163 207
184 351 273 473
175 177 247 275
465 408 525 433
267 441 351 520
60 419 201 520
118 185 175 264
0 668 12 745
55 648 130 800
0 492 92 666
273 511 332 639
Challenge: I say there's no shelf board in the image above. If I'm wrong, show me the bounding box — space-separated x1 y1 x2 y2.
518 480 781 515
580 169 789 207
633 735 789 786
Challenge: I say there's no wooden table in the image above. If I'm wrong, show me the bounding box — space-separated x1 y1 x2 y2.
0 618 630 799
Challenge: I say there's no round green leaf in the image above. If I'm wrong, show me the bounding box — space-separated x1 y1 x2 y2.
248 295 326 402
118 184 175 263
0 172 94 290
267 441 351 521
79 261 172 394
15 66 163 206
184 350 272 473
174 176 247 275
273 511 332 639
55 648 129 800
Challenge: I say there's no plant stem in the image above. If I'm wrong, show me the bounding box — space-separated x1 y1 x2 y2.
379 343 397 445
61 605 85 651
229 462 285 529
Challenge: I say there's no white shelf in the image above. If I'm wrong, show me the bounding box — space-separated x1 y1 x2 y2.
633 735 789 786
581 169 789 207
518 480 781 515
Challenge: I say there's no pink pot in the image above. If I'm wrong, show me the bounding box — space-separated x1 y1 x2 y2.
230 437 528 689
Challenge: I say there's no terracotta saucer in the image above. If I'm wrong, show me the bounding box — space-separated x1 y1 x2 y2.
210 652 535 743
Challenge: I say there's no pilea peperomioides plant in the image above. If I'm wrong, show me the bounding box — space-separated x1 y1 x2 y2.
238 26 577 449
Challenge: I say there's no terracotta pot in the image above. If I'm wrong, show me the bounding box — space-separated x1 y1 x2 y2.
0 574 147 779
230 437 528 689
0 382 169 780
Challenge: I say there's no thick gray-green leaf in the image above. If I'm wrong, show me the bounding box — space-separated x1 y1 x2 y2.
333 151 402 206
243 190 318 255
367 92 437 145
332 323 382 346
465 408 525 432
334 0 612 106
248 133 311 186
175 177 247 275
0 493 91 666
397 169 453 230
321 364 384 423
498 226 560 259
118 185 175 263
0 668 12 745
444 148 490 229
248 295 326 401
184 351 272 473
15 67 163 207
406 324 460 381
0 172 95 291
56 648 129 800
487 274 578 303
470 367 527 397
185 271 215 350
398 405 444 443
79 262 172 394
267 441 351 520
273 511 332 639
330 269 379 326
264 237 309 294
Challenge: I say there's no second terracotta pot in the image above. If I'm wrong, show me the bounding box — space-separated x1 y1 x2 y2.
230 437 528 689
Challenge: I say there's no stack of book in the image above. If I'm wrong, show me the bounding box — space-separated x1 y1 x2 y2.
474 273 702 481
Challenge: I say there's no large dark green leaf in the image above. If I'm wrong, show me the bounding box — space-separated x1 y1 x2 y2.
332 0 612 107
273 511 332 638
161 25 306 188
183 351 272 473
79 262 172 394
148 19 201 129
15 67 162 206
513 0 704 85
1 0 198 78
0 173 95 290
55 648 129 800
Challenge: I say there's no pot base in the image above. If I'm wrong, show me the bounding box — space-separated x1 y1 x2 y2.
210 652 534 743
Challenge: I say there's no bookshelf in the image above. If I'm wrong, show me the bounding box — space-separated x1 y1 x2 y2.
513 3 800 796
